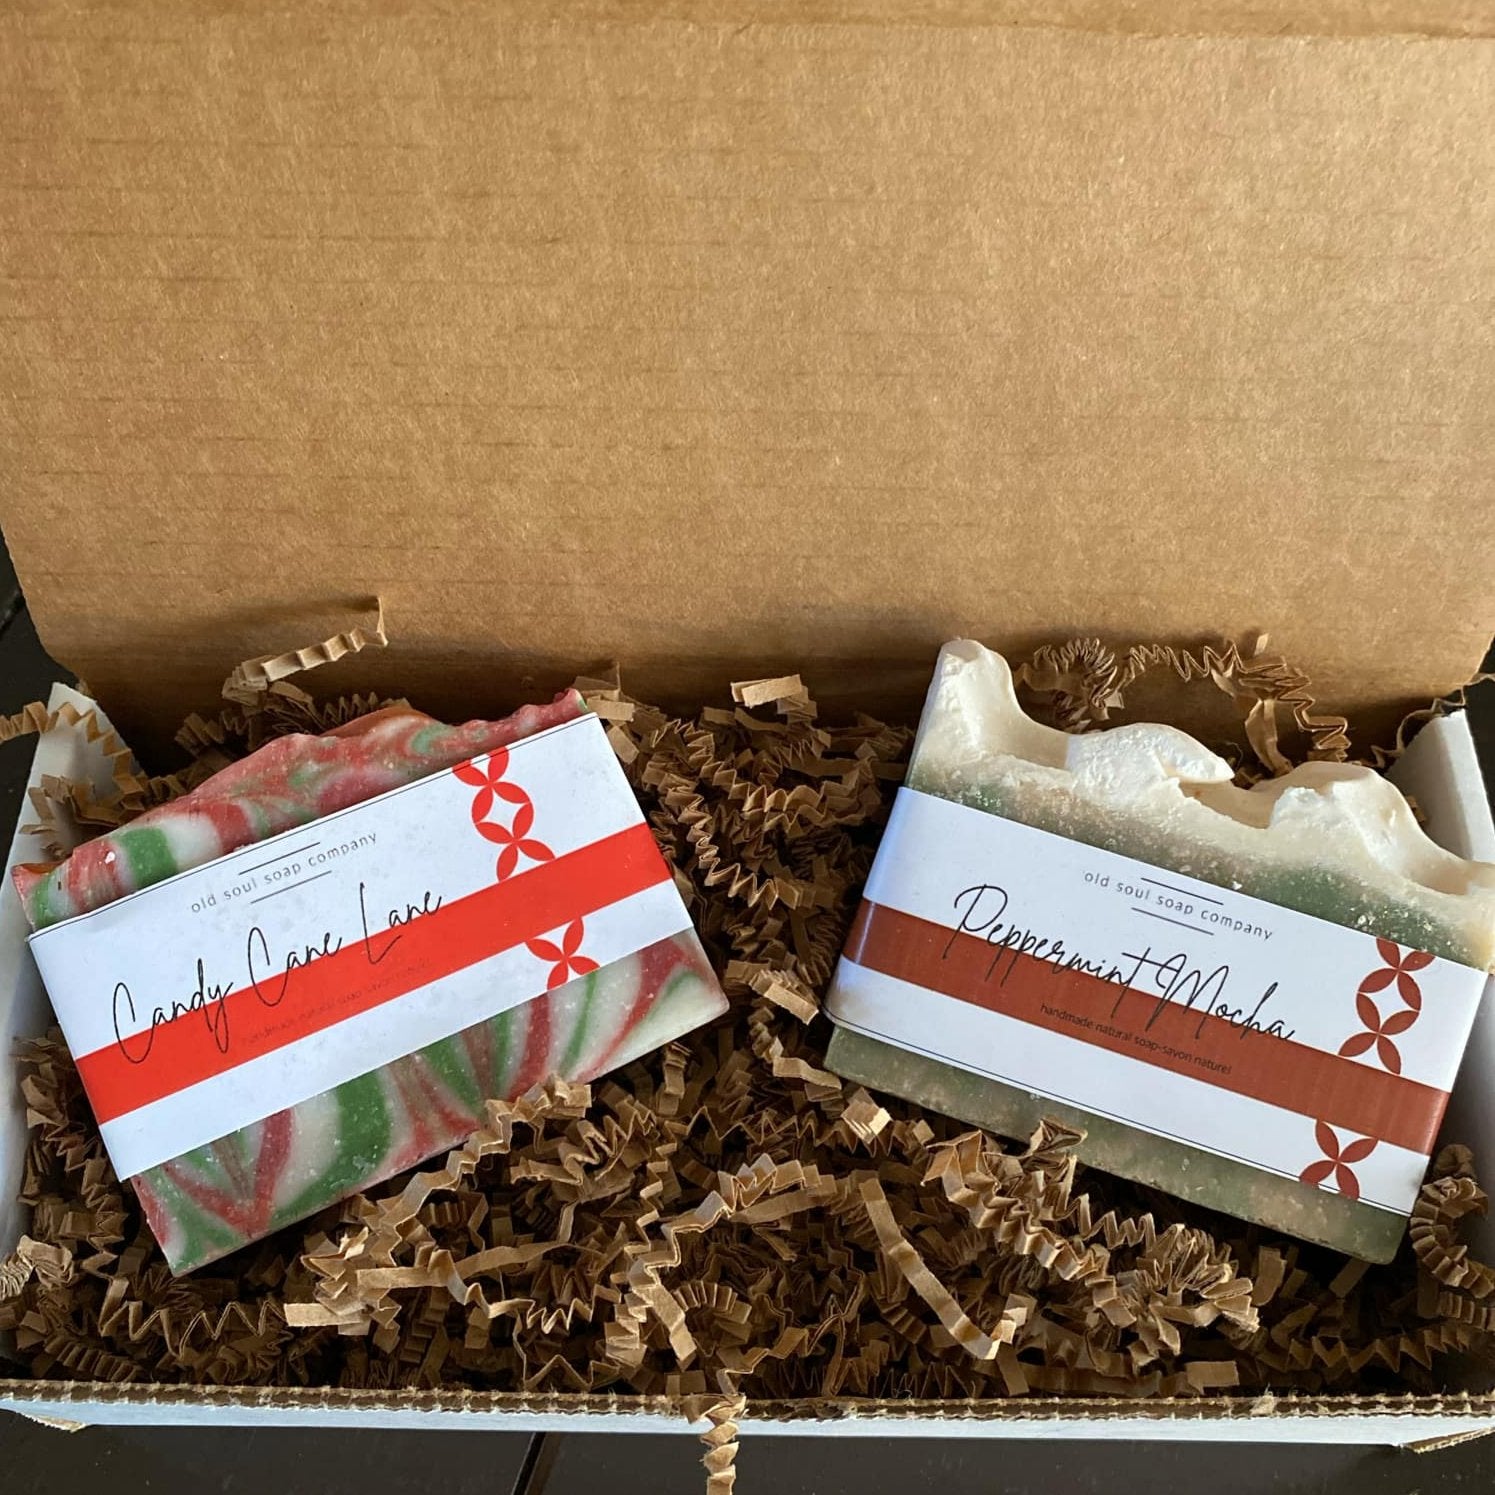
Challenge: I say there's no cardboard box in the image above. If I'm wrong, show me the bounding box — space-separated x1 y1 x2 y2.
1 0 1493 1443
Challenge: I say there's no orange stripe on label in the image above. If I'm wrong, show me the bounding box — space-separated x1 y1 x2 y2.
76 822 669 1124
844 901 1448 1156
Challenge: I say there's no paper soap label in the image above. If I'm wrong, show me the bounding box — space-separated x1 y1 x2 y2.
827 788 1490 1217
29 714 691 1179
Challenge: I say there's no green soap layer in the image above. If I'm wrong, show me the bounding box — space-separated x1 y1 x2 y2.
559 972 600 1074
120 826 180 892
420 1029 485 1115
826 1025 1406 1262
273 1072 394 1228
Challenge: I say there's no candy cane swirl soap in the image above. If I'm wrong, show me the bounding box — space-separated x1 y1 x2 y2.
826 641 1495 1261
17 697 726 1273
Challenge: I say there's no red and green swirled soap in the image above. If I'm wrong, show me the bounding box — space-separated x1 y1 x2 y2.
14 696 725 1274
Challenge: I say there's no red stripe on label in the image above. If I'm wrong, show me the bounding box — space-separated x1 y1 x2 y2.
844 901 1448 1157
76 822 669 1124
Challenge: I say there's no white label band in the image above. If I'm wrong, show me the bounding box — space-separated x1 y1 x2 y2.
30 715 692 1178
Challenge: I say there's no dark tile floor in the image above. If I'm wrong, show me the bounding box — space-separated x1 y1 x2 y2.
0 570 1492 1493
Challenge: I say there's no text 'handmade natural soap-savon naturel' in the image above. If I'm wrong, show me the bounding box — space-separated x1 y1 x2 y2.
825 641 1495 1261
16 699 726 1273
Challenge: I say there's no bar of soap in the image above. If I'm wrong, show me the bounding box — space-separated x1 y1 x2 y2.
16 698 726 1273
827 641 1495 1261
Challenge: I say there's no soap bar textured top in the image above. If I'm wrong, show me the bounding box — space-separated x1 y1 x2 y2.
15 698 727 1274
15 697 583 928
913 641 1495 970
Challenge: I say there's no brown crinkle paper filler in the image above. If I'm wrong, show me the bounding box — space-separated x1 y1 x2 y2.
1 634 1493 1492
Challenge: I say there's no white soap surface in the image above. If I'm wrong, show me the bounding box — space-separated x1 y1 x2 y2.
911 641 1495 970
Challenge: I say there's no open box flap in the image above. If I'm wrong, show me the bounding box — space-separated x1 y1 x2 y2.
2 3 1493 757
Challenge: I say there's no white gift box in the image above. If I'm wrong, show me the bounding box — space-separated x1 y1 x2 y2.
1 0 1493 1450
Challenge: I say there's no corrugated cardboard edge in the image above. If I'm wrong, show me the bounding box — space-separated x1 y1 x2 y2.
1 1381 1493 1427
10 1410 86 1432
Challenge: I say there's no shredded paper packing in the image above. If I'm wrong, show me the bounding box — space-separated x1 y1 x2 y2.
0 633 1492 1494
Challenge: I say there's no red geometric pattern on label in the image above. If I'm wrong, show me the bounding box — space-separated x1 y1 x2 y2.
454 752 595 987
453 751 557 880
1297 1121 1377 1201
1336 938 1432 1077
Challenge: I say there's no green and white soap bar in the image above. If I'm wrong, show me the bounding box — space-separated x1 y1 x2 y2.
826 641 1495 1261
